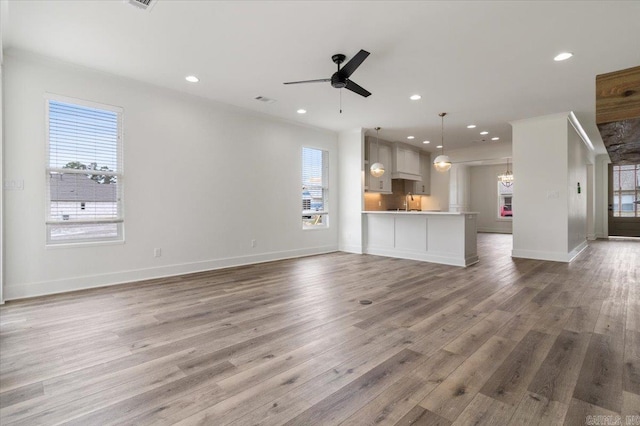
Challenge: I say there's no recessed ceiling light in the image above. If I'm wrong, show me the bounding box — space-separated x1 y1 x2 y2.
423 140 430 144
480 131 489 135
185 75 199 83
554 52 573 61
436 145 443 149
467 124 476 129
297 109 307 114
407 136 415 140
491 137 500 141
410 94 422 100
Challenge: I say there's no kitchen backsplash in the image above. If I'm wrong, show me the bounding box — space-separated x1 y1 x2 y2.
364 180 424 211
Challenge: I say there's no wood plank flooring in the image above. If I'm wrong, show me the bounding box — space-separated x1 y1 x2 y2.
0 234 638 425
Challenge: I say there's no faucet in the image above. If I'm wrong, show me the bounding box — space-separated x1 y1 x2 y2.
405 192 414 211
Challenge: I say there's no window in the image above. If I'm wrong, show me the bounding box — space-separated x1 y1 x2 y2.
612 164 639 217
498 178 513 219
46 96 123 244
302 147 328 229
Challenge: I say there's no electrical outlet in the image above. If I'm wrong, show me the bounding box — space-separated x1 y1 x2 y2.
251 239 256 248
154 248 162 257
378 201 382 207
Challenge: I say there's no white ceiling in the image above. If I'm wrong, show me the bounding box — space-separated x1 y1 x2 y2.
4 1 640 155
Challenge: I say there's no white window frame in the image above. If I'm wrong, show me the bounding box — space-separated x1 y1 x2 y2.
45 94 124 246
302 147 329 230
612 164 639 218
497 179 513 221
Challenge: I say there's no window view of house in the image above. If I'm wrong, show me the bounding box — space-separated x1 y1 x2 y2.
302 147 328 229
46 98 124 243
612 164 640 217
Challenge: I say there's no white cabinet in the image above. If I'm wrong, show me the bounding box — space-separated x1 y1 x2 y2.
392 143 421 180
365 137 392 194
405 152 431 195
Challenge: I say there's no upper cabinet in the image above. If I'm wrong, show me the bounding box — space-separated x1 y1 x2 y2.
365 137 392 194
405 152 431 195
392 143 421 181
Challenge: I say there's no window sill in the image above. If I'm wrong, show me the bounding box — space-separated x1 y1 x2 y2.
46 239 125 249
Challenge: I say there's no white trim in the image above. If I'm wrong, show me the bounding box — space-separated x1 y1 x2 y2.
511 240 588 263
44 92 123 114
339 245 363 254
3 245 339 301
568 111 595 152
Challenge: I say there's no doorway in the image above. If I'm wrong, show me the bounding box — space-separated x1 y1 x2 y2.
608 163 640 237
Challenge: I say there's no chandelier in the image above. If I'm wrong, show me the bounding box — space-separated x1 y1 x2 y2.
498 158 514 187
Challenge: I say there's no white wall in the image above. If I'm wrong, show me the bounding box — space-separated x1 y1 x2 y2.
424 166 449 211
0 64 4 304
448 164 470 212
567 123 588 252
512 114 570 261
338 128 364 253
424 142 513 213
511 113 591 262
3 52 339 300
469 164 513 234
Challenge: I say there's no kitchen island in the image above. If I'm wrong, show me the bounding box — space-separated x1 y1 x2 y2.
363 211 478 267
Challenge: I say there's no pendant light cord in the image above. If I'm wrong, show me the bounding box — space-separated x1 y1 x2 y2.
440 112 446 155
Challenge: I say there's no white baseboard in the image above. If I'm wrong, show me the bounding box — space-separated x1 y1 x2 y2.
338 244 363 254
511 240 588 263
4 245 338 301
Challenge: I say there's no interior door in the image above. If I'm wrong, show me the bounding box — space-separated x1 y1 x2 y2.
608 163 640 237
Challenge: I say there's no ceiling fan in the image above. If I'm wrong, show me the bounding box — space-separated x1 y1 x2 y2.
283 50 372 101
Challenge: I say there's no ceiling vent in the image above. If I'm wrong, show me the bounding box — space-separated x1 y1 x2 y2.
125 0 156 12
254 96 276 104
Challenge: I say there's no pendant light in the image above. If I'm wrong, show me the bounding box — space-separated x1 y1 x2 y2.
433 112 452 172
370 127 385 177
498 157 514 187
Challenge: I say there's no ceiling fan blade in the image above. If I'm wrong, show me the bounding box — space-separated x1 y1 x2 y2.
340 49 370 78
283 78 331 85
345 79 371 97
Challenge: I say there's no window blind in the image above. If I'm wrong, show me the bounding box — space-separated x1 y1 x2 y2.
46 98 123 243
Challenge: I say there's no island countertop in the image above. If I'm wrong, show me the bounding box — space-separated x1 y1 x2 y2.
363 211 478 266
363 210 478 215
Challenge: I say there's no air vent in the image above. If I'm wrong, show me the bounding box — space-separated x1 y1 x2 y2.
125 0 156 12
254 96 276 104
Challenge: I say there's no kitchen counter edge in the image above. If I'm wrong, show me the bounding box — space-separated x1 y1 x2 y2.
362 211 478 215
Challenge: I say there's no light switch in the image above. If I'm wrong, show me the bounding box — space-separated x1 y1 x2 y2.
4 179 25 191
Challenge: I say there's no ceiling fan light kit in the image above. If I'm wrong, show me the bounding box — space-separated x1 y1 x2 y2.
434 112 452 172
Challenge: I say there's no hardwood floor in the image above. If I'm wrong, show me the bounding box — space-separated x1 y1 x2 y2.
0 234 638 425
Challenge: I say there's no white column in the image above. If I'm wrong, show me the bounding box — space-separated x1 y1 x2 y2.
449 164 469 212
338 128 365 253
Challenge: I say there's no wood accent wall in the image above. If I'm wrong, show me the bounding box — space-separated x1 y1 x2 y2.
596 65 640 164
596 65 640 124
